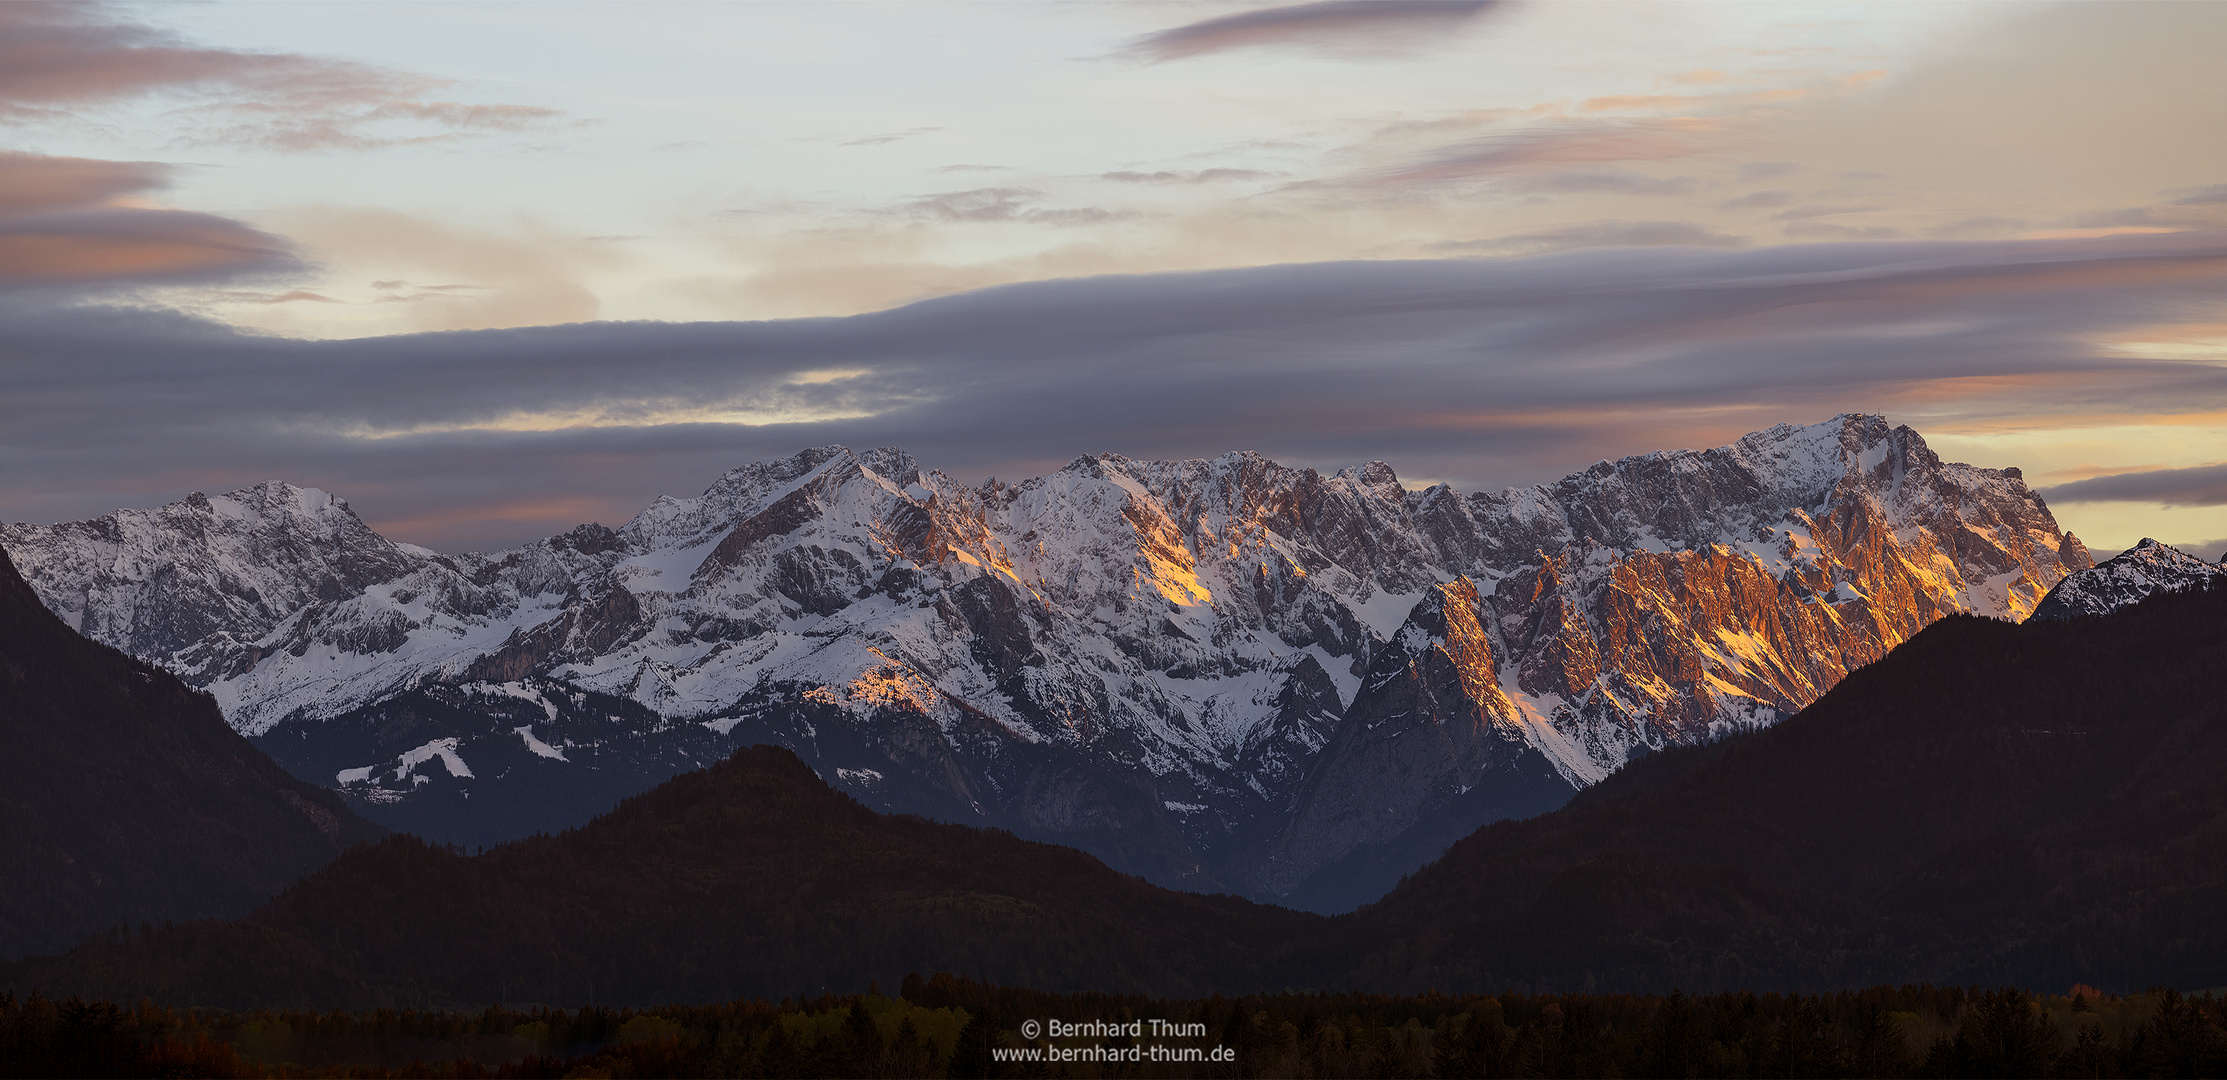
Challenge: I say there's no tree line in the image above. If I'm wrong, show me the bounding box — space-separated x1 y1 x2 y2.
3 975 2221 1078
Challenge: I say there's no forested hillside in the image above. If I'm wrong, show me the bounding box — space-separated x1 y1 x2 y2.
0 549 383 960
6 747 1320 1009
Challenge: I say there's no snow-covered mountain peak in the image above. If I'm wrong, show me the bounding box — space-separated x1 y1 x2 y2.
619 445 867 551
0 480 427 668
2031 537 2222 620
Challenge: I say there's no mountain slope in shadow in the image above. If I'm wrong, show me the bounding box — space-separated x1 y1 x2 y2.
0 548 384 961
8 745 1324 1009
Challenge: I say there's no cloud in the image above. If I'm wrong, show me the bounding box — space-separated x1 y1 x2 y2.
1515 169 1699 197
1578 94 1693 114
1355 119 1718 191
370 280 489 304
1771 203 1887 222
1783 221 1903 240
897 188 1038 223
0 151 298 291
1929 216 2026 239
0 150 170 213
0 4 558 150
840 126 941 148
1737 162 1801 181
1098 169 1276 184
2038 462 2227 507
891 188 1129 227
1127 0 1499 62
1432 220 1746 256
2071 190 2227 235
213 289 340 305
6 231 2227 550
253 208 619 331
188 100 563 153
1720 190 1795 212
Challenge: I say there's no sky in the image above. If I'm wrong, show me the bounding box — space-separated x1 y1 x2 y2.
2 0 2225 558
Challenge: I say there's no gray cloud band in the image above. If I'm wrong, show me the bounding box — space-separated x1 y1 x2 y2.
4 231 2225 550
2041 463 2227 508
1127 0 1499 62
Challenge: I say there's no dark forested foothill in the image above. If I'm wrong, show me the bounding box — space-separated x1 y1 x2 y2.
4 979 2224 1078
5 745 1321 1010
0 548 385 961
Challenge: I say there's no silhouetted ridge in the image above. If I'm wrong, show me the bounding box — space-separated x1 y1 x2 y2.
0 547 384 961
9 745 1322 1008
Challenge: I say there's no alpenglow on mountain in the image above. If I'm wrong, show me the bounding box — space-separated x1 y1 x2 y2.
1 415 2090 909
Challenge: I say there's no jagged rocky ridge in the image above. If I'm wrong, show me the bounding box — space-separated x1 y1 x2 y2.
2030 537 2223 620
0 415 2089 909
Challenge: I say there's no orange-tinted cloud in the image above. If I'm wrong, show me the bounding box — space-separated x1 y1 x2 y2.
2046 462 2173 483
0 151 296 289
0 150 170 213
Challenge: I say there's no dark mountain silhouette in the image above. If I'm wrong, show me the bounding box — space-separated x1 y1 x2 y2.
5 745 1323 1009
1346 579 2227 994
0 548 384 961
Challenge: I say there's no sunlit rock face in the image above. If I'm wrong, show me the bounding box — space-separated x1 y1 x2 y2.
2030 537 2222 620
1 415 2089 908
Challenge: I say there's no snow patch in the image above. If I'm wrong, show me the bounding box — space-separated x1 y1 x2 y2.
1349 587 1426 641
393 737 474 780
515 725 568 761
1302 644 1362 710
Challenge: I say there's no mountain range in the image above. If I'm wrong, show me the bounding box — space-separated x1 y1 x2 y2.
10 574 2224 1005
0 414 2092 910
